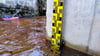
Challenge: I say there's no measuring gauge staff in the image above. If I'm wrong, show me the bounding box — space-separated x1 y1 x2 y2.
51 0 64 55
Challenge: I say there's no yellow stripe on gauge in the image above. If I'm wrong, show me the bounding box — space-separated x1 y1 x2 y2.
52 38 57 45
57 6 63 14
53 13 58 21
53 0 59 7
59 13 63 18
52 26 57 33
56 21 62 27
56 34 61 41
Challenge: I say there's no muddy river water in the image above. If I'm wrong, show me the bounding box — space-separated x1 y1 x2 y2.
0 16 94 56
0 16 56 56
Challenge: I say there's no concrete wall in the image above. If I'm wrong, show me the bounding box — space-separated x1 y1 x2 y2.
46 0 53 40
88 0 100 56
63 0 96 52
46 0 100 56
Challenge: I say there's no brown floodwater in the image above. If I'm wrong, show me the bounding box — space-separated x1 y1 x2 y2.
0 16 56 56
0 16 95 56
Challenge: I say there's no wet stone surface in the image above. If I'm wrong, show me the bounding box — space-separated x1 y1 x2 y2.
0 16 55 56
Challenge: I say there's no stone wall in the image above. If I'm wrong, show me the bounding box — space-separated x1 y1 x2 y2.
5 0 37 10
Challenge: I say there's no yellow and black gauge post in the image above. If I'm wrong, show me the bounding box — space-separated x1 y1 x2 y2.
51 0 64 55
